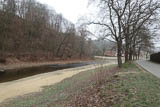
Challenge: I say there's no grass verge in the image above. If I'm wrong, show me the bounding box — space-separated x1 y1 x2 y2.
1 62 160 107
65 62 160 107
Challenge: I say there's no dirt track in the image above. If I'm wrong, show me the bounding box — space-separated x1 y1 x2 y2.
0 62 116 103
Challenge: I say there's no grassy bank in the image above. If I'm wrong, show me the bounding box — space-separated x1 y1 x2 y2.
1 63 160 107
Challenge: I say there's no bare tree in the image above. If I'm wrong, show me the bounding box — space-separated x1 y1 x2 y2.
90 0 130 67
121 0 160 62
89 0 160 67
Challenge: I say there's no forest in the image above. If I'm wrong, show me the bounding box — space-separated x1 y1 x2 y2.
0 0 94 63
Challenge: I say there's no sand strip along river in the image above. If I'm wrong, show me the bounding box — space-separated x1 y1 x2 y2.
0 61 116 103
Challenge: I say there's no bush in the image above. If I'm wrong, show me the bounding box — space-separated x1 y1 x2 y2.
150 52 160 63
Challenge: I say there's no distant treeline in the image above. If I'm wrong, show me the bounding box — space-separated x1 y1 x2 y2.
0 0 93 62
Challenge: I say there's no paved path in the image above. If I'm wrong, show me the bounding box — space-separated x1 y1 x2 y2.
136 60 160 78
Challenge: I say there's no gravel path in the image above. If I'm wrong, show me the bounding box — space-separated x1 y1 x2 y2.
136 60 160 78
0 61 116 103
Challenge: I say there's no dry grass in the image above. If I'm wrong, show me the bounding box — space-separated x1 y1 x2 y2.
64 68 119 107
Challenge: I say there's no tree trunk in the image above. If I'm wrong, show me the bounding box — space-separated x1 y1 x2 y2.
129 48 133 61
138 47 141 60
125 24 130 63
125 34 129 63
117 42 122 68
56 35 68 57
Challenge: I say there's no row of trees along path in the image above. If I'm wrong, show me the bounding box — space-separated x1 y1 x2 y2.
90 0 160 67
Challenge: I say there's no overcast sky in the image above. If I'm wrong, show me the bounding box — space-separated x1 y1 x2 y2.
37 0 160 48
37 0 89 24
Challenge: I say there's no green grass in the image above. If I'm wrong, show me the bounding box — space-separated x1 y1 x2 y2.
122 62 137 68
112 63 160 107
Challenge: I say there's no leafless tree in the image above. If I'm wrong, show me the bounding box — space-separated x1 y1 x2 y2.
121 0 160 62
89 0 130 67
89 0 160 67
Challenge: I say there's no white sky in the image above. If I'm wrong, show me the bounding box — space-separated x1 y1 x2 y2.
37 0 160 48
37 0 89 24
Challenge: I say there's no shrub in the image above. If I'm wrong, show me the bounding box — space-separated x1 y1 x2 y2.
150 52 160 63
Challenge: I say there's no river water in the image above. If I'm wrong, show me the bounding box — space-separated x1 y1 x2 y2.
0 60 108 83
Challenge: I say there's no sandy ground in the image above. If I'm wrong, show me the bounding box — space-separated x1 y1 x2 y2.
0 61 116 103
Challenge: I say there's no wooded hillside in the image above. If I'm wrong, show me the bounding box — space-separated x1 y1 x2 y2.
0 0 93 63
